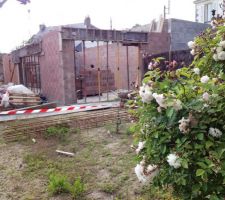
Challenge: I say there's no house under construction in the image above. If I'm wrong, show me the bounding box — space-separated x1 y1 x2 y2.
2 17 209 105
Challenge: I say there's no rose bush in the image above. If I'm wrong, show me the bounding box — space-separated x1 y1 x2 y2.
130 20 225 199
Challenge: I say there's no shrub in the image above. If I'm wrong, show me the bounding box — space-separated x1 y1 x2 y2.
45 124 70 140
48 174 85 199
68 177 85 199
131 19 225 199
48 174 70 195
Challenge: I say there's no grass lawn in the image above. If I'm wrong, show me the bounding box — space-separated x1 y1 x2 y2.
0 123 177 200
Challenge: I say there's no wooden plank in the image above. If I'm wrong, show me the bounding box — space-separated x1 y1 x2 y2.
9 96 40 100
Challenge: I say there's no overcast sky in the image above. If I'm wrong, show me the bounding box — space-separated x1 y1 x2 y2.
0 0 195 53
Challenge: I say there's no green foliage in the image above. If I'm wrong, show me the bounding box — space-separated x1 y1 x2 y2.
100 182 117 194
24 154 46 173
48 174 70 195
48 174 85 199
45 124 70 140
68 177 85 199
131 22 225 199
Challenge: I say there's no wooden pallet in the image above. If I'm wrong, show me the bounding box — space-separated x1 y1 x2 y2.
9 93 41 106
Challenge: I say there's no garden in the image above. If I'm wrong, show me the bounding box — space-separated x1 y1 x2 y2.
130 16 225 200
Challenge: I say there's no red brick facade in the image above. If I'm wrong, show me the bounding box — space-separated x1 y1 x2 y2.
76 32 170 90
40 31 76 105
2 54 20 84
76 43 141 90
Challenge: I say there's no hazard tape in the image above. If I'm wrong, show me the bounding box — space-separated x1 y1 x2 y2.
0 104 111 115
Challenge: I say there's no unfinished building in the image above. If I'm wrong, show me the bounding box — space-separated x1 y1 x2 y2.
3 17 148 105
2 17 209 105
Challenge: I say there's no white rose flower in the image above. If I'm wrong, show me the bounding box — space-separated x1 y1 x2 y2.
173 99 182 111
136 141 146 154
213 54 219 61
217 51 225 60
178 117 190 134
187 41 195 49
193 68 200 75
139 85 153 103
219 41 225 48
200 75 210 83
202 92 210 101
148 62 154 70
209 127 223 138
190 49 195 55
167 153 181 169
153 93 167 108
157 106 162 113
135 164 147 183
216 46 223 53
146 164 158 174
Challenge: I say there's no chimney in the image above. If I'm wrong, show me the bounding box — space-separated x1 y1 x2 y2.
84 16 91 28
39 24 46 32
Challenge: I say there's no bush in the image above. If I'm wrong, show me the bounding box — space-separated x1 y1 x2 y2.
48 174 70 195
48 174 85 199
131 19 225 199
68 177 85 199
45 124 70 140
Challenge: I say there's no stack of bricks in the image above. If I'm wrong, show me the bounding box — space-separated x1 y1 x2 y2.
76 68 115 96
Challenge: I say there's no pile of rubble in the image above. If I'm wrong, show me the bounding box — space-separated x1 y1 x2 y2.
0 83 42 111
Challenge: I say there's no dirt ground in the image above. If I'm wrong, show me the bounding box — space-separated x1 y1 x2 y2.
0 123 156 200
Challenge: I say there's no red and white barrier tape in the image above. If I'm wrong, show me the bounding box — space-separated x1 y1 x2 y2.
0 104 110 115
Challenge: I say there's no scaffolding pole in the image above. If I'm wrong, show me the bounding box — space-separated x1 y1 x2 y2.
137 44 141 88
97 41 101 102
106 41 109 101
82 40 87 103
74 40 77 103
126 46 130 91
116 42 120 91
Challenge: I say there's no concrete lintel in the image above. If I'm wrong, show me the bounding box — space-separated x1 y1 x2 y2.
61 27 148 45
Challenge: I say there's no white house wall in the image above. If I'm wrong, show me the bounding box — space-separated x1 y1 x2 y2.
195 0 223 23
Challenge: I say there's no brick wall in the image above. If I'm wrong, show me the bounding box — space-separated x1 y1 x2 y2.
76 43 140 90
61 39 76 105
0 54 4 82
169 18 210 51
146 32 170 55
2 54 20 84
40 31 76 105
39 31 66 105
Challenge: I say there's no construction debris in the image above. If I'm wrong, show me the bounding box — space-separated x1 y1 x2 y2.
0 83 42 110
56 150 75 157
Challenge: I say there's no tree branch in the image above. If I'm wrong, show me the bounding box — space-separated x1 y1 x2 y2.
0 0 8 8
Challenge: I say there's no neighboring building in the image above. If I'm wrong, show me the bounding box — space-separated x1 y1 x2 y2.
168 18 209 51
0 54 4 82
194 0 223 23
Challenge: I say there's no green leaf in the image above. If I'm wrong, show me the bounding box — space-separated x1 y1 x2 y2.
219 148 225 158
196 133 204 141
181 159 189 169
166 108 175 119
196 169 205 177
197 162 207 169
205 141 213 149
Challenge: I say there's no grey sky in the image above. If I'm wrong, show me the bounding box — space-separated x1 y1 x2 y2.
0 0 195 53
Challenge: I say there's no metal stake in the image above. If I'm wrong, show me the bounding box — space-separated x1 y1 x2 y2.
82 40 87 103
126 45 130 91
97 41 101 102
106 41 109 101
